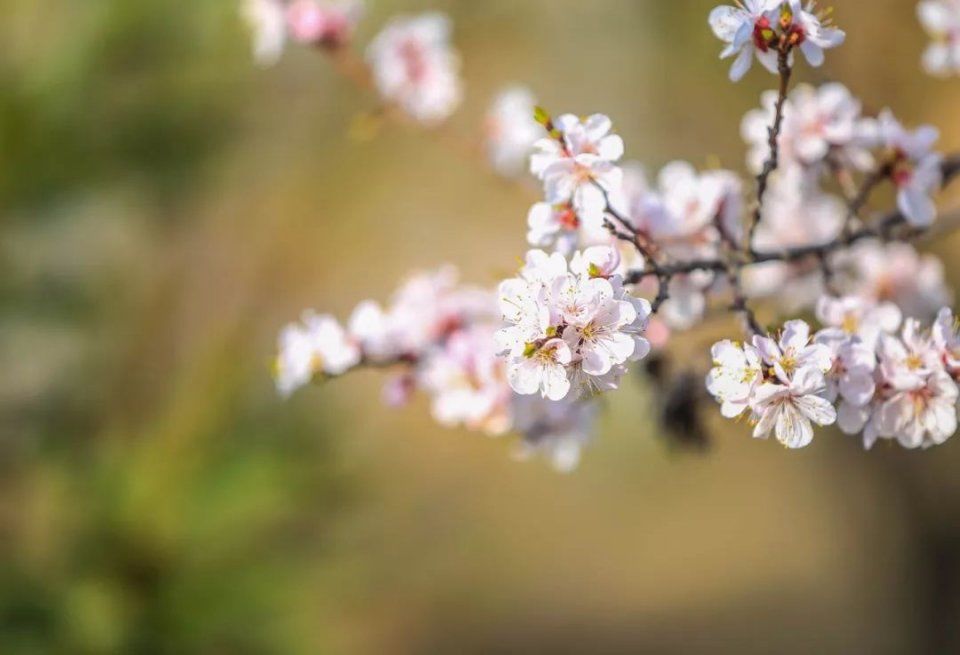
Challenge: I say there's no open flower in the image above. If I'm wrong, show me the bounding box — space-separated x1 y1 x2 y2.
709 0 782 81
742 84 875 173
878 369 959 449
782 0 846 68
750 366 837 448
531 114 624 222
815 295 902 350
275 312 361 396
753 319 833 383
507 338 573 401
706 340 763 418
367 13 462 124
918 0 960 76
873 110 943 227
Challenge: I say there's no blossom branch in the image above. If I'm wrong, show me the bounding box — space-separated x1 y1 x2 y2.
747 47 793 254
624 154 960 287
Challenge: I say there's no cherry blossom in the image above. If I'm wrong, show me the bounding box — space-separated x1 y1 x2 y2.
932 307 960 374
878 369 958 449
708 0 782 81
243 0 288 66
706 340 763 418
749 366 837 449
275 312 361 396
752 319 833 383
815 295 902 350
742 84 875 173
485 86 542 177
266 2 960 469
918 0 960 76
781 0 846 68
872 110 943 227
367 13 462 124
286 0 363 47
497 248 650 400
530 114 624 223
837 241 952 321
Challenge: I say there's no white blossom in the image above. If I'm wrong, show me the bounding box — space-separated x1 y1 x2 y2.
243 0 288 66
815 295 902 350
367 13 462 124
749 366 837 449
918 0 960 76
837 240 952 320
872 110 943 227
274 311 361 396
782 0 846 68
742 84 875 174
530 114 624 223
932 307 960 374
285 0 363 47
497 248 650 401
709 0 782 81
706 340 763 418
752 319 833 383
485 86 542 176
878 369 958 449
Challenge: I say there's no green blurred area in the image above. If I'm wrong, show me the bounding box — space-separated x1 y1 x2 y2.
3 0 960 653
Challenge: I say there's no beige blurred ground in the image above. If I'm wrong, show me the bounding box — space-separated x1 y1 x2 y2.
3 0 960 653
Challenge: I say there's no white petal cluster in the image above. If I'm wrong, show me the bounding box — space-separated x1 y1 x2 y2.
276 266 602 471
707 320 836 449
709 0 844 82
708 301 960 450
918 0 960 76
496 248 651 402
275 311 361 396
873 110 943 227
484 86 542 177
242 0 289 66
530 114 624 226
619 162 744 329
286 0 363 47
242 0 363 64
742 83 875 175
737 84 948 314
366 13 462 124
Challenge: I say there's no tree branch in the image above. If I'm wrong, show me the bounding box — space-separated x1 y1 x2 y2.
747 47 793 254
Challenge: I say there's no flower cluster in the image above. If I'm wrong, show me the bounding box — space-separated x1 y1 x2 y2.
708 298 960 450
496 247 652 401
616 161 744 329
266 0 960 470
918 0 960 76
275 267 602 471
737 80 948 312
242 0 363 65
709 0 845 81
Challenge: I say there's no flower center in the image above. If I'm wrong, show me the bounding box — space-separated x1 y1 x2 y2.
753 17 775 51
906 354 924 370
779 354 798 375
842 314 859 334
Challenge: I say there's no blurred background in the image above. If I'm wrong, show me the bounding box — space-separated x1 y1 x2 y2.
3 0 960 652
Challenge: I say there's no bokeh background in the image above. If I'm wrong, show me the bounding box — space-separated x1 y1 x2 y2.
3 0 960 653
